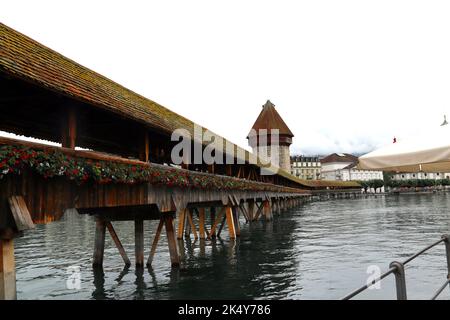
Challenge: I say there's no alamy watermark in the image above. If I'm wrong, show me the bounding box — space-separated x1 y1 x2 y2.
366 265 382 290
66 266 81 290
171 124 282 175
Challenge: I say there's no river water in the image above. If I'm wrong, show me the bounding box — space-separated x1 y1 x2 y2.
14 193 450 300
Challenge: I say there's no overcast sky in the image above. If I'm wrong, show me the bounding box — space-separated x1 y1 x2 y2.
2 1 450 156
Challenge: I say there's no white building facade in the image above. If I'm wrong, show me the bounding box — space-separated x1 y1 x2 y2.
320 153 384 181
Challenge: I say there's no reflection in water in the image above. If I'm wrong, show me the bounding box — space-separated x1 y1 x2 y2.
13 194 450 299
92 268 106 300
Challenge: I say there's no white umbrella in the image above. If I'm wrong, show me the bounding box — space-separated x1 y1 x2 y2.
358 123 450 172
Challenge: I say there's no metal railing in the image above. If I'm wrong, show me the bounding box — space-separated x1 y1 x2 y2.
342 234 450 300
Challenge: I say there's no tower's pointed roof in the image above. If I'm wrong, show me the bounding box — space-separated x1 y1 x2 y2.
247 100 294 138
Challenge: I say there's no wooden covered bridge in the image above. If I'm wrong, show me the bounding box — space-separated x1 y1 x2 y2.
0 23 359 299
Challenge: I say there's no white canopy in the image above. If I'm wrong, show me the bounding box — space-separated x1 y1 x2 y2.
358 124 450 172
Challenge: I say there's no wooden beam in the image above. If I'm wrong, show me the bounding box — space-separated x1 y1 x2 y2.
147 218 164 266
61 107 77 149
247 200 255 221
139 131 150 162
135 219 144 267
210 207 216 238
217 214 227 238
186 210 198 240
8 196 34 231
263 200 272 221
106 222 130 266
237 166 243 178
164 215 180 267
177 209 186 240
238 204 249 223
225 206 236 239
208 207 225 239
198 208 206 239
226 165 232 176
0 239 16 300
92 218 106 268
232 207 241 237
253 202 264 221
184 214 191 238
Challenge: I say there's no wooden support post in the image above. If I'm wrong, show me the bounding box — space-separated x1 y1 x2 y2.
238 204 249 223
253 202 264 221
147 218 164 267
184 214 191 238
209 207 225 239
232 207 241 237
225 206 236 239
106 222 130 266
187 209 198 240
0 239 16 300
177 209 186 240
93 218 106 268
164 215 180 267
198 208 206 239
135 219 144 267
61 106 77 149
139 131 150 162
217 214 227 238
263 200 273 221
248 200 255 221
210 207 216 238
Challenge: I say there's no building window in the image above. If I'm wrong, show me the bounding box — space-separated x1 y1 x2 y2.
412 174 415 178
437 173 440 176
401 175 404 178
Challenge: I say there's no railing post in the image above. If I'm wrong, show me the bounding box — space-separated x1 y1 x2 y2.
442 234 450 280
389 261 407 300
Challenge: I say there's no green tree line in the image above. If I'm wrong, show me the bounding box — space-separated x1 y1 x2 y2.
356 172 450 191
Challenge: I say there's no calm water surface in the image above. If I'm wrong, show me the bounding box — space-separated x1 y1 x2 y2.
14 193 450 300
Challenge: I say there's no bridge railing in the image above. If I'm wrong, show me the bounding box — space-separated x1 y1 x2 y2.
342 234 450 300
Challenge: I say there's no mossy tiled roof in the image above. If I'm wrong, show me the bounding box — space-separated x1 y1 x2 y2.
0 23 360 190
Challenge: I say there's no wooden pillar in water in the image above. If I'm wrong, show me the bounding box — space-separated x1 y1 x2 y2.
247 200 255 221
0 239 16 300
198 208 206 239
147 218 164 267
177 209 186 240
135 219 144 267
164 214 180 267
232 207 241 237
263 200 273 221
209 207 216 238
273 199 278 215
93 218 106 268
106 222 131 266
225 206 236 239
